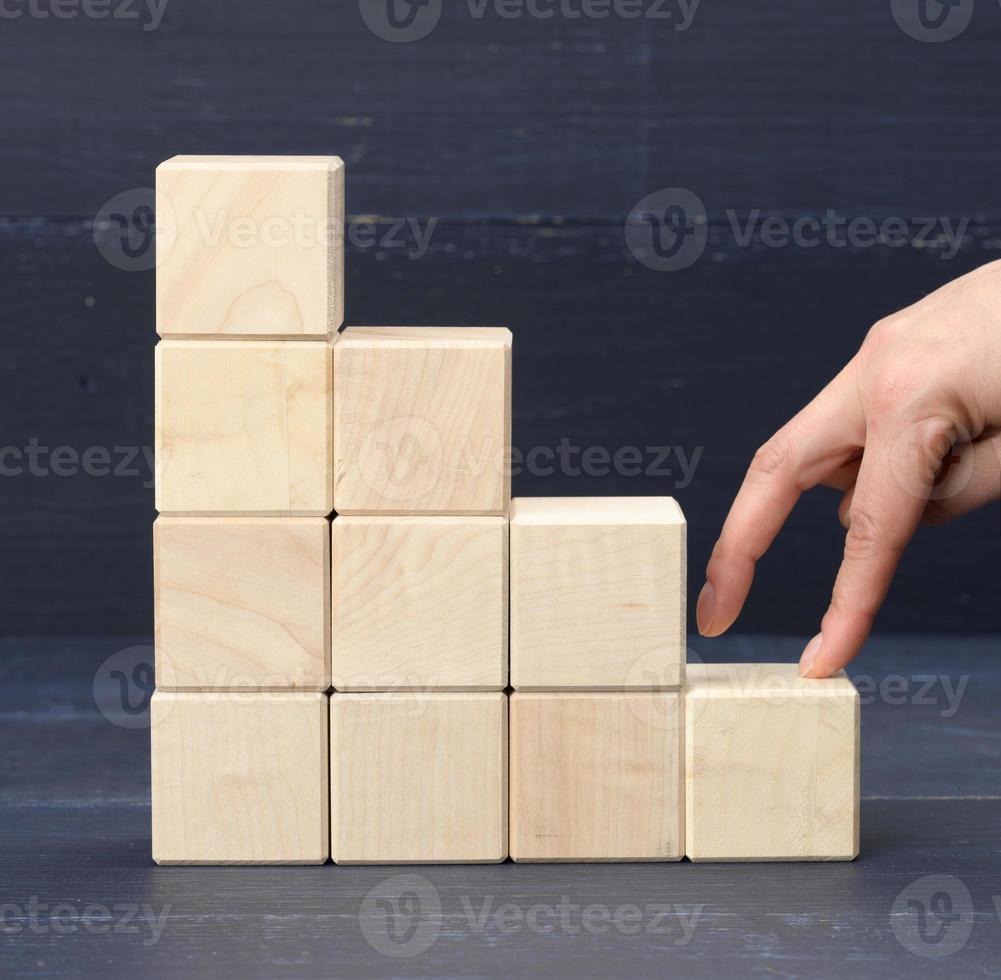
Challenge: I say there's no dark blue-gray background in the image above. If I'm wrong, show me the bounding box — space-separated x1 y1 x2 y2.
0 0 999 639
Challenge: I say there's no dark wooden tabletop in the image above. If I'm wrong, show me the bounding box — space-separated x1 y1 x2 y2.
2 634 999 978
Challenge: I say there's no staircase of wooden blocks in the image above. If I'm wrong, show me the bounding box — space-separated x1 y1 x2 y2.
150 155 860 866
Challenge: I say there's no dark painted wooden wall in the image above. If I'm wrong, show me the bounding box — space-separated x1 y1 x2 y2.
1 0 999 636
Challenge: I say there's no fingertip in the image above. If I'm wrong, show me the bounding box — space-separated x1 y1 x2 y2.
798 633 824 677
696 581 715 636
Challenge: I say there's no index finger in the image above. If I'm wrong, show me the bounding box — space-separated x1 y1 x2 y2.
699 368 864 638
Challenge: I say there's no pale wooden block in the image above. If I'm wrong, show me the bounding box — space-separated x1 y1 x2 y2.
510 693 684 862
685 663 860 862
151 692 329 864
155 340 333 515
155 517 329 691
511 497 685 690
330 693 507 863
331 517 507 691
156 155 344 338
333 327 511 515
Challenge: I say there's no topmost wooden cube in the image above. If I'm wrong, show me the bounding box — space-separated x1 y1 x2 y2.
156 156 344 339
334 328 512 515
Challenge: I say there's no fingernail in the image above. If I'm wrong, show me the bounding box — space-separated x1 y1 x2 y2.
799 633 823 677
696 582 715 636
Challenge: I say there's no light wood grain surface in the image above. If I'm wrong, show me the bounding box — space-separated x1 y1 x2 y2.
154 517 330 691
151 691 329 865
333 327 511 515
511 497 686 690
155 340 334 515
330 693 508 864
510 692 684 862
685 663 860 862
156 155 343 338
331 516 507 691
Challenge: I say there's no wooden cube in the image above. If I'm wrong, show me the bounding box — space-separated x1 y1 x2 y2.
155 517 329 691
685 663 860 862
511 497 685 690
333 328 511 515
510 693 684 862
330 693 507 863
331 517 507 691
156 155 344 338
151 692 329 864
155 340 333 515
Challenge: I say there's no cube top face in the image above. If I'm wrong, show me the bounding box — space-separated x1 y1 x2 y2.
334 328 512 515
685 663 858 701
163 155 344 172
156 155 344 338
331 516 507 691
151 692 329 865
155 517 330 691
155 340 333 516
511 496 686 690
685 664 860 862
330 693 508 864
510 693 684 862
342 326 512 347
511 496 685 526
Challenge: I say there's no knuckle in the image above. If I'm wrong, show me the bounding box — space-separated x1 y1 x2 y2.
867 367 923 418
842 508 886 561
866 316 902 346
750 434 794 478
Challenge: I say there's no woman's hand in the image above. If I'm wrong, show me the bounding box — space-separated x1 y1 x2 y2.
697 260 1001 677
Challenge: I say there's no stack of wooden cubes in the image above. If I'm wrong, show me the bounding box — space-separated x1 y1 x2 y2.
152 156 341 864
151 155 859 866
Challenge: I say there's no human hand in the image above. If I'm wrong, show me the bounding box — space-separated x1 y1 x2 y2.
697 259 1001 677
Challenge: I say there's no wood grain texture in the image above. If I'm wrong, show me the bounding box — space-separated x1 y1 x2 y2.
511 497 686 690
156 155 343 338
685 663 860 862
151 691 329 865
510 692 684 862
330 693 508 863
333 327 511 515
155 339 334 515
154 517 329 691
331 516 507 691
